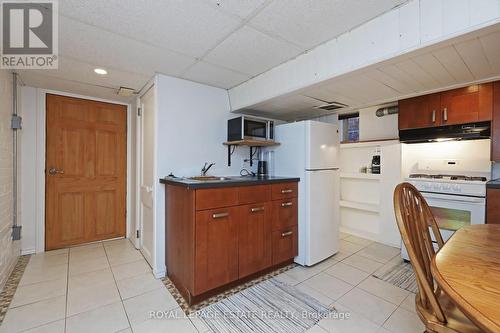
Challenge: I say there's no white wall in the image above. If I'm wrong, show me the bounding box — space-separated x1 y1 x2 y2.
359 105 398 141
0 71 19 289
154 74 254 277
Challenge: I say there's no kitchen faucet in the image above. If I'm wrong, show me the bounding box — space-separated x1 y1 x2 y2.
201 162 215 176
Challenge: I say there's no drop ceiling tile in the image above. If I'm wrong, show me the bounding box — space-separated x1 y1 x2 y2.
249 0 406 49
432 46 474 82
205 0 269 19
59 17 196 77
411 53 456 87
59 0 242 57
182 61 251 89
454 38 494 79
204 26 302 76
479 30 500 72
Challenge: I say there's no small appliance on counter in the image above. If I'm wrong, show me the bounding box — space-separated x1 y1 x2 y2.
257 150 269 176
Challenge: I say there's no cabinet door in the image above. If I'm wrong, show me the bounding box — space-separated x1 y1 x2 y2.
238 203 272 278
272 226 298 265
492 81 500 162
440 83 493 125
195 207 238 294
487 189 500 224
398 94 441 129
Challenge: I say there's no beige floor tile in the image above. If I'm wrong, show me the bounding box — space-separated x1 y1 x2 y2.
375 327 393 333
303 272 354 301
19 264 68 286
295 283 335 306
324 262 370 285
339 240 365 254
66 301 129 333
117 329 133 333
272 272 301 286
69 255 110 276
69 245 106 262
103 238 133 248
383 307 425 333
22 320 65 333
356 243 400 264
306 324 328 332
116 272 164 300
123 287 178 325
112 259 151 281
343 235 373 246
338 288 397 325
67 268 120 316
106 247 144 266
341 254 383 273
10 278 67 308
357 277 410 305
339 232 349 240
284 266 321 282
399 293 417 313
131 308 197 333
310 257 338 271
0 296 66 333
69 242 103 252
40 248 69 256
331 250 354 262
318 303 380 333
28 253 68 269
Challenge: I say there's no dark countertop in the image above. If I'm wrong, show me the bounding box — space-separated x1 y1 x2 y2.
159 175 300 189
487 179 500 189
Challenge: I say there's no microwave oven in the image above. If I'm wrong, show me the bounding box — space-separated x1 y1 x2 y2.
227 116 274 141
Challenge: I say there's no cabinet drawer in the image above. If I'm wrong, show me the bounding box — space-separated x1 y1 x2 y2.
271 182 298 200
195 187 239 210
272 226 298 265
272 198 298 231
238 185 271 205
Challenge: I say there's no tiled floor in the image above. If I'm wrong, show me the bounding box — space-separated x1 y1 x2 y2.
0 234 425 333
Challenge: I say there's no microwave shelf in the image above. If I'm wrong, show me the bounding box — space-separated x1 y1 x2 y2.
223 140 280 167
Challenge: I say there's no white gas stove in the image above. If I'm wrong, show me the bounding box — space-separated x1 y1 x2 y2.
401 173 488 260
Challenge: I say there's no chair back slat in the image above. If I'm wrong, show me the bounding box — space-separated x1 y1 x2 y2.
394 183 447 323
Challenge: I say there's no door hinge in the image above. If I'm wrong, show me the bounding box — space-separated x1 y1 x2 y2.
11 115 22 130
137 107 142 117
136 230 140 238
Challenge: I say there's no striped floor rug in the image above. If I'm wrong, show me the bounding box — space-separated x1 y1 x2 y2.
196 279 334 333
373 260 418 293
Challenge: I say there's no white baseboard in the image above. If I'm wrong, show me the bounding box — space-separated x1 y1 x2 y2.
153 269 166 279
21 248 36 255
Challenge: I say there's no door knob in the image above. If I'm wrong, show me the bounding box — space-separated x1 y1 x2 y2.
48 167 64 175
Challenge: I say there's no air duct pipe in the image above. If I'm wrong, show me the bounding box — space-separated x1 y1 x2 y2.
11 73 21 241
376 105 398 117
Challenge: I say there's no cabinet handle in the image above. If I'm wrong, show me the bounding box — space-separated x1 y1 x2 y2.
281 231 293 237
281 189 293 194
212 212 229 219
250 207 265 213
432 110 436 123
281 202 293 207
443 108 448 122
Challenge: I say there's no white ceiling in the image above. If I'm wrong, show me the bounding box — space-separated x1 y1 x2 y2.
17 0 406 101
241 25 500 120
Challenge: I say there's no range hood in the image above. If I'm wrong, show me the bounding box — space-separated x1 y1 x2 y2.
399 121 491 143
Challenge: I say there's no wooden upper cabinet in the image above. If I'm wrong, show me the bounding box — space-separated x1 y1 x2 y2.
440 83 493 125
398 83 493 130
399 94 441 130
492 81 500 162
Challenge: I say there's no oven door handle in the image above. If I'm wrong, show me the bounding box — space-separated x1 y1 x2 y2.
422 193 485 204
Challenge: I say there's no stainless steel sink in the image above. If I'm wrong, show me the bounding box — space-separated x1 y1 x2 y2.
188 176 232 181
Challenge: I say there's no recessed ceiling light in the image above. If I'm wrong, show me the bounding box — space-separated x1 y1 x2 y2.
94 68 107 75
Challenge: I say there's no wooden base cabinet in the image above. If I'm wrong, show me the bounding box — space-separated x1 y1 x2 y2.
486 189 500 224
164 181 298 305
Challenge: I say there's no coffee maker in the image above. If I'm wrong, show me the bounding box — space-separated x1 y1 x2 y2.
371 155 381 174
257 150 269 177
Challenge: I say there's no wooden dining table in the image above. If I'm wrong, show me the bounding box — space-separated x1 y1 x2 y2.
431 224 500 333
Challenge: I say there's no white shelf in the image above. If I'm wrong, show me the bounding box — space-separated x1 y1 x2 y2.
340 172 381 180
340 200 380 213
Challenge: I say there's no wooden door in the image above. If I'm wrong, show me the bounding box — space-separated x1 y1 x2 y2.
45 94 127 250
398 94 441 130
440 83 493 125
238 203 272 278
194 207 238 294
492 81 500 162
486 189 500 224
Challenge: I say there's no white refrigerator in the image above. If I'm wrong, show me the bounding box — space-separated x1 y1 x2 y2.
273 120 340 266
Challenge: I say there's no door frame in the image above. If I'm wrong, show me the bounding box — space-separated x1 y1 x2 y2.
135 79 157 269
35 89 133 253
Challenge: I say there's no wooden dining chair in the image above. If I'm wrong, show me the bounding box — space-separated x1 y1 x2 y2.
393 183 483 333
